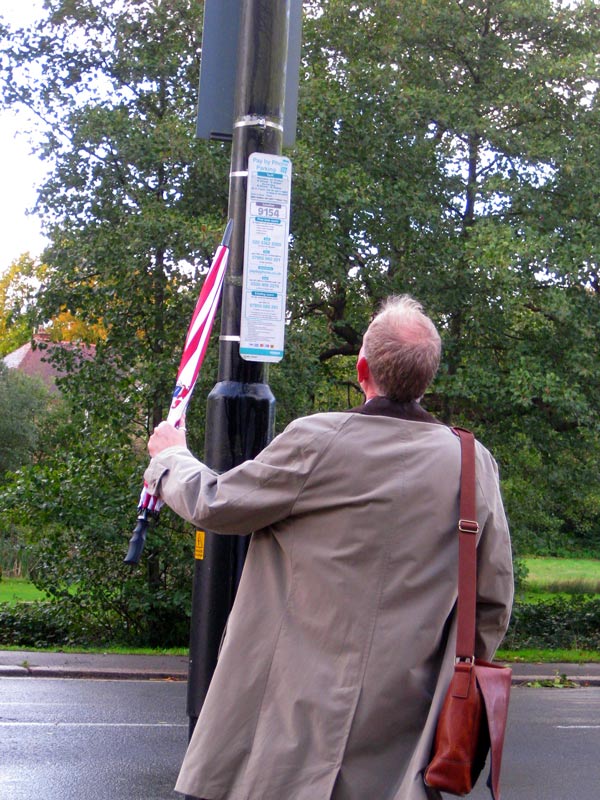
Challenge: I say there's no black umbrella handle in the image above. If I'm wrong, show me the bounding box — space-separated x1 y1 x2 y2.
124 508 153 565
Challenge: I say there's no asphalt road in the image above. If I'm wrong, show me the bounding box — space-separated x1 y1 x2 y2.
1 678 598 800
462 686 600 800
0 677 188 800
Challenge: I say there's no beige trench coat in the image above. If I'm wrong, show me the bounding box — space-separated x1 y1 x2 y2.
145 401 513 800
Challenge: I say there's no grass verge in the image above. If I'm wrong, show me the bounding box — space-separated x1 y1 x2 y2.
0 578 46 604
0 643 188 656
0 645 597 663
522 556 600 595
497 648 600 663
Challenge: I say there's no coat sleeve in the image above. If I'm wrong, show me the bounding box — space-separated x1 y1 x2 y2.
474 446 515 660
143 415 346 534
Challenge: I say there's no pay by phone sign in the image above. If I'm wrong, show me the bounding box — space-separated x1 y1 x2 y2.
240 154 291 363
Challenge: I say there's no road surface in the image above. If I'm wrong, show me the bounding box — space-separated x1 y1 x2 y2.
1 678 598 799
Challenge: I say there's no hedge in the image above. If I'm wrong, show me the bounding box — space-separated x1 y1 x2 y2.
0 602 73 648
502 596 600 650
1 596 598 651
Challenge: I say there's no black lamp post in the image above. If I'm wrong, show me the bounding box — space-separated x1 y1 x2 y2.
185 0 291 749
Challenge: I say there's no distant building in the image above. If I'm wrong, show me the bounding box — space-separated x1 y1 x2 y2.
2 331 96 391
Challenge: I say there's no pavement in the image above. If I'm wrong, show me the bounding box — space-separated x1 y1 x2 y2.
0 650 189 681
1 650 600 685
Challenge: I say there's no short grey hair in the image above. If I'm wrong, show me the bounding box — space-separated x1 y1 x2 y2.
362 295 441 402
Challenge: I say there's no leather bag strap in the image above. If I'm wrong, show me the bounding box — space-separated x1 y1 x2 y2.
453 427 479 661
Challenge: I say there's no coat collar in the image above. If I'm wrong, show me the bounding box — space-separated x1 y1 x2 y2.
348 395 443 425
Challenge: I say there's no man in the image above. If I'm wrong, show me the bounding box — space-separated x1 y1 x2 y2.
146 295 513 800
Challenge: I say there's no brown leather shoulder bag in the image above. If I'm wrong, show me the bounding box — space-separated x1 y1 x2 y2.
424 428 512 800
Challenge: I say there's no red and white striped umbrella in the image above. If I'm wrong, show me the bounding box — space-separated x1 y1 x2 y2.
125 219 233 564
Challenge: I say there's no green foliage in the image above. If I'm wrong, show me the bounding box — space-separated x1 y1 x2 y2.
1 0 600 647
503 596 600 650
0 0 221 647
0 420 194 647
0 254 42 356
291 0 600 556
0 364 50 475
2 0 230 437
0 602 72 648
505 556 600 652
512 556 529 595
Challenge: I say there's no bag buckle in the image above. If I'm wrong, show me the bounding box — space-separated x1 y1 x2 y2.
458 519 479 534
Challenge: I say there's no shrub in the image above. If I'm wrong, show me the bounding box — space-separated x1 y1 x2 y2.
0 589 191 649
0 602 73 648
503 596 600 650
0 424 194 648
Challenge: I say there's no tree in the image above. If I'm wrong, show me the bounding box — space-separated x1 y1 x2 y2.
1 0 599 635
286 0 600 554
291 0 600 354
0 1 227 641
0 254 41 357
1 0 230 435
1 413 194 645
0 253 107 355
0 362 49 475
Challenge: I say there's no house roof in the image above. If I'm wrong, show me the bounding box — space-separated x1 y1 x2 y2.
2 333 96 390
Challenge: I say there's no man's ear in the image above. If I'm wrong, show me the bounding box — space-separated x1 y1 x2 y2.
357 355 370 384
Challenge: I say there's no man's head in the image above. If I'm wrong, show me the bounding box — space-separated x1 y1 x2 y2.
358 295 441 402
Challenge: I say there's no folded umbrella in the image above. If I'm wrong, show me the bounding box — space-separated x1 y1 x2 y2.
124 219 233 564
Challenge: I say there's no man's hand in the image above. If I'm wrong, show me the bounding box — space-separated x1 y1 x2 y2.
148 421 187 457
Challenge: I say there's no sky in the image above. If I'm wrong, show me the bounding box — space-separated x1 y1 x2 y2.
0 0 49 274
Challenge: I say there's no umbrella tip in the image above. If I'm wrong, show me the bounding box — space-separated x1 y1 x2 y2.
222 218 234 248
